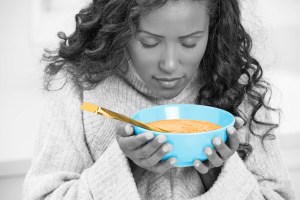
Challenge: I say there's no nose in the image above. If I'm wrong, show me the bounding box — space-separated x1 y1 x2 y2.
159 44 179 73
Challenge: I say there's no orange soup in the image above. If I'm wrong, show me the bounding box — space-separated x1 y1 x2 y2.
147 119 221 133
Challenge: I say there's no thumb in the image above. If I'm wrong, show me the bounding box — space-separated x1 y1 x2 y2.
234 117 244 130
115 122 134 137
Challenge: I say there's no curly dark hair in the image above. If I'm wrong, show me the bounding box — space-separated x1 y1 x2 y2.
43 0 280 160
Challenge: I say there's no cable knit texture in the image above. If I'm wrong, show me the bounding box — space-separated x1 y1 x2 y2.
23 65 295 200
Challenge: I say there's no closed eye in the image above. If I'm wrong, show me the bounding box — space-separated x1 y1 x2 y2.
181 43 197 49
141 42 159 49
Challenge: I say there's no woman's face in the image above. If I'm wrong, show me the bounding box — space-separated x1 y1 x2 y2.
128 0 209 99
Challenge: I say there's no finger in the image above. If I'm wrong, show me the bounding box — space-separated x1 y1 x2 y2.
234 117 244 129
118 132 154 151
193 160 209 174
131 135 167 159
115 122 134 137
204 147 224 168
212 137 233 160
140 143 173 167
151 157 177 174
227 127 240 151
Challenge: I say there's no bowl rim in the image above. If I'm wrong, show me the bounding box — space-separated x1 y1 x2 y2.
131 104 235 135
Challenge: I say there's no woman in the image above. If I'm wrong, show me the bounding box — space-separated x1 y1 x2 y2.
23 0 295 199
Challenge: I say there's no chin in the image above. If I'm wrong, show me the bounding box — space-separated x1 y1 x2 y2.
156 89 183 100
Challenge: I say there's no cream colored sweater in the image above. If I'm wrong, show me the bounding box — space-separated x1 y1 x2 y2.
23 67 295 200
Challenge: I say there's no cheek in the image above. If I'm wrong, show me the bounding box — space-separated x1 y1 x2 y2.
181 48 206 78
127 43 155 82
128 44 143 69
128 42 158 72
129 42 147 63
128 42 139 62
184 41 207 67
183 51 203 71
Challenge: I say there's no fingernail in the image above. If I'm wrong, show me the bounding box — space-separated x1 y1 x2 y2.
214 137 221 146
227 127 235 135
170 158 176 165
157 135 166 144
205 147 212 155
194 160 200 167
144 132 154 140
237 117 244 126
125 125 133 135
162 144 171 152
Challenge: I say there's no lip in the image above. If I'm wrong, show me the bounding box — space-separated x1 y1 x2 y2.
155 77 182 81
154 75 184 81
154 76 183 89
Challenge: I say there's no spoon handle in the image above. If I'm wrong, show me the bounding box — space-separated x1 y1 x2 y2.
80 102 167 132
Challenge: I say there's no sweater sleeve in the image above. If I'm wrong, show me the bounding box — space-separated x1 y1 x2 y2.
193 143 294 200
190 108 295 200
22 81 140 200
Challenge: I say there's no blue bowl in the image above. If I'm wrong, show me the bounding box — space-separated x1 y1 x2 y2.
131 104 235 167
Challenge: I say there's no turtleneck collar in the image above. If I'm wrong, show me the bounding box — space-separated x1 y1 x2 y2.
117 60 202 104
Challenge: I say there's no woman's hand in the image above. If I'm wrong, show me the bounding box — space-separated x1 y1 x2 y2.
115 122 176 180
193 117 244 190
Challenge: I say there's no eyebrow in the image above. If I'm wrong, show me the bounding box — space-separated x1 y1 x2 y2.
137 29 204 39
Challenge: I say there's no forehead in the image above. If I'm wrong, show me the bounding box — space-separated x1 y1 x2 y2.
138 1 209 36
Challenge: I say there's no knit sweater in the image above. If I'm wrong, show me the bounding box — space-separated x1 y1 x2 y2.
23 65 295 200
